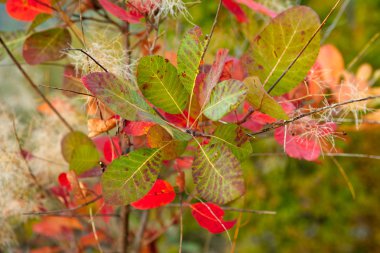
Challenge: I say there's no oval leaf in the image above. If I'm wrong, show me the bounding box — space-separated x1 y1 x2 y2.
70 144 100 174
137 55 189 114
244 76 288 119
6 0 52 22
249 6 320 95
101 148 163 205
210 124 252 161
191 202 236 234
61 131 95 162
177 26 206 94
23 28 71 65
131 179 175 210
192 143 245 204
203 79 247 121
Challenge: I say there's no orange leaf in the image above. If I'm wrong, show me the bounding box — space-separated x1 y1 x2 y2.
33 217 83 237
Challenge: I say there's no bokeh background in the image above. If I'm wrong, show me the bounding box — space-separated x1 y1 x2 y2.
1 0 380 252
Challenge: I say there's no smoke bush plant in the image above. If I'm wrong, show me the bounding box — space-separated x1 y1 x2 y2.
0 0 379 251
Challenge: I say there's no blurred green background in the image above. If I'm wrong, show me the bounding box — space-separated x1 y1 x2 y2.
1 0 380 252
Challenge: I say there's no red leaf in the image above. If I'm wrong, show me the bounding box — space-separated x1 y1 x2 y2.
222 0 248 23
58 173 72 191
234 0 276 18
274 126 321 161
191 202 236 234
122 121 155 136
98 0 141 23
131 179 176 210
6 0 52 22
103 137 121 162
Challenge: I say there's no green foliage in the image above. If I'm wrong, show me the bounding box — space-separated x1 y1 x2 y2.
249 6 321 95
101 148 162 205
61 131 100 174
137 55 189 114
244 76 288 119
210 124 253 161
192 142 245 204
203 79 247 121
177 26 206 94
69 145 100 174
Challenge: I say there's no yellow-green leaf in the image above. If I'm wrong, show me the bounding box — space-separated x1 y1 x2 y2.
249 6 320 95
137 55 189 114
192 142 245 204
244 76 288 120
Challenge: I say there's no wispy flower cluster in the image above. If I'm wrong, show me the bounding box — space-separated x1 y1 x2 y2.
67 33 135 81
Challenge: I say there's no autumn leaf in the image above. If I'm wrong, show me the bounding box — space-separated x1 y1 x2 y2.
101 148 163 205
6 0 52 22
131 179 176 210
222 0 248 23
191 202 236 234
192 142 245 204
23 28 71 65
98 0 141 23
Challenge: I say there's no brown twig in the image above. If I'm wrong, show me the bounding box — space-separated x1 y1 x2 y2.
0 36 74 132
132 210 149 253
200 0 223 62
23 195 103 216
62 48 109 72
266 0 343 94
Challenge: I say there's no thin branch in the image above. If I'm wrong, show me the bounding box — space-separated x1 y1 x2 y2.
250 152 380 160
200 0 223 62
120 206 130 253
248 95 380 136
0 36 74 132
132 210 149 253
166 203 276 215
267 0 343 94
321 0 351 43
12 117 45 194
38 84 94 97
347 32 380 70
23 195 103 216
62 48 109 72
237 108 255 125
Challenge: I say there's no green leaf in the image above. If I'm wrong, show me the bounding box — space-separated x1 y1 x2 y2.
203 79 247 121
101 148 162 205
249 6 320 95
22 28 71 65
244 76 288 120
82 72 191 141
61 131 94 162
69 144 100 174
27 14 52 34
137 55 189 114
210 124 252 161
0 30 27 61
192 142 245 204
177 26 206 94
